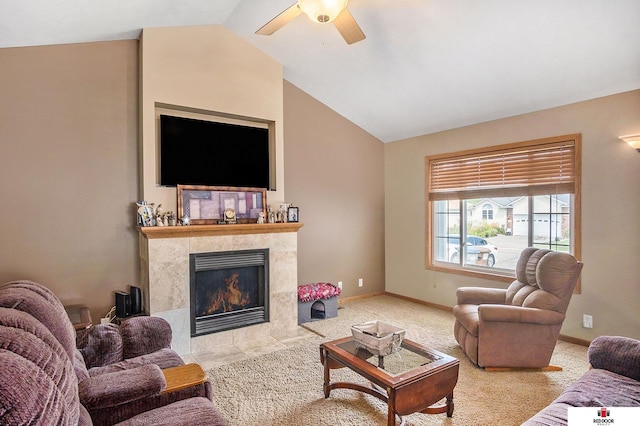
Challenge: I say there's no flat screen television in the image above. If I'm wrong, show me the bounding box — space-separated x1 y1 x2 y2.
159 114 272 189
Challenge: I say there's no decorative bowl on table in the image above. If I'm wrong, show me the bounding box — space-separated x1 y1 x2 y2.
351 320 406 356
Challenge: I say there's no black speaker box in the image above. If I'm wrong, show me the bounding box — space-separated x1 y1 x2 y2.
129 286 142 315
115 291 130 318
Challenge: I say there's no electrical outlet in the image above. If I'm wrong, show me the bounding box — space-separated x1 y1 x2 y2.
337 281 343 290
358 278 363 287
583 314 593 329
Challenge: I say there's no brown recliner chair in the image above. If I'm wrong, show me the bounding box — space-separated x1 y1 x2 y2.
453 247 583 369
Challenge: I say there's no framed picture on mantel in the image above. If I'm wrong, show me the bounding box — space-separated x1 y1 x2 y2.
177 185 266 225
287 206 299 223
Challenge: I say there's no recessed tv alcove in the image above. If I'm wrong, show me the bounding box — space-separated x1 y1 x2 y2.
155 105 276 190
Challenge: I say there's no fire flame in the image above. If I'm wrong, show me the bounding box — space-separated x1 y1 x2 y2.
205 273 251 314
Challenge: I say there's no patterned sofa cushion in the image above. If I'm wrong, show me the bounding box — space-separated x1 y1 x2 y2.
0 307 80 425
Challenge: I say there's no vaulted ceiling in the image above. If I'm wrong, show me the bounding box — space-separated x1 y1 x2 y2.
2 0 639 142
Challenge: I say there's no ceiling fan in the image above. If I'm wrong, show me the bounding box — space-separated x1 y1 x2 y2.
256 0 366 45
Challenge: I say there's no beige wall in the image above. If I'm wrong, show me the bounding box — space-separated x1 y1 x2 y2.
385 89 640 341
139 25 285 214
0 41 139 321
4 34 636 342
0 31 383 322
283 81 385 297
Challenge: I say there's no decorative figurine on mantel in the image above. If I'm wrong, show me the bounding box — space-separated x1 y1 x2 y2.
155 210 176 226
167 212 176 226
257 211 265 224
154 204 167 226
136 201 155 227
267 206 276 224
278 204 289 223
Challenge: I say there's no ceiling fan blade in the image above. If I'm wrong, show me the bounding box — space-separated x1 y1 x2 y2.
256 4 302 36
333 8 366 44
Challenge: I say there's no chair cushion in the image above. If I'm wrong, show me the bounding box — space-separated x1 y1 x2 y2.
0 307 80 425
77 323 124 368
536 251 580 298
114 397 228 426
120 316 173 360
589 335 640 381
0 280 78 360
554 368 640 408
452 304 479 337
524 249 551 286
514 247 539 284
507 281 538 306
521 288 562 311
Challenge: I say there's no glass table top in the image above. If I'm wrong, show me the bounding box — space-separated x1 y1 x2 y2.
336 339 442 376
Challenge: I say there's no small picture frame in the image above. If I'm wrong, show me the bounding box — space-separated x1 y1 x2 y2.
287 206 299 223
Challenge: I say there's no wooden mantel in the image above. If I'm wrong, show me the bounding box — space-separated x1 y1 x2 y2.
139 222 303 239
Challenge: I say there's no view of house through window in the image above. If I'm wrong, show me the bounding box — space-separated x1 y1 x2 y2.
426 135 581 279
433 195 572 271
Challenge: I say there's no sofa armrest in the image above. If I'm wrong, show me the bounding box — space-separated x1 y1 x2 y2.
120 316 172 359
88 347 185 376
588 335 640 381
456 287 506 305
79 363 166 410
478 304 565 325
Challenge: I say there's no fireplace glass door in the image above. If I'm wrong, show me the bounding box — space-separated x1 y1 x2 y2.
190 249 269 336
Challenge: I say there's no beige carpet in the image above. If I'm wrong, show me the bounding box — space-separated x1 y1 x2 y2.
207 295 589 425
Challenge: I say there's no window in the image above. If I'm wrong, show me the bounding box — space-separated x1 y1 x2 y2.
482 204 493 220
426 134 581 285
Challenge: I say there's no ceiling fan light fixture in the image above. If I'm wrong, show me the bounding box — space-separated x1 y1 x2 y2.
298 0 348 24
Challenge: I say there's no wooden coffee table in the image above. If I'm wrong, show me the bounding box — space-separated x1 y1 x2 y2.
320 336 459 425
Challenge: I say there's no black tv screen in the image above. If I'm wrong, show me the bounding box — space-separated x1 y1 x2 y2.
159 114 271 189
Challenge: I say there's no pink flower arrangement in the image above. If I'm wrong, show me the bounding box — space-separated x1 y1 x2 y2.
297 282 341 302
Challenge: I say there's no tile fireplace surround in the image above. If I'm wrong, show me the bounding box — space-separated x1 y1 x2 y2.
139 223 303 356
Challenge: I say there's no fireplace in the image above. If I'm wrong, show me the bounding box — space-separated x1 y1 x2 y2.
139 223 302 356
190 249 269 337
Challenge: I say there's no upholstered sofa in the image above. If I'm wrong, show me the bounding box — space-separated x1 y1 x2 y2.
523 335 640 425
0 280 227 425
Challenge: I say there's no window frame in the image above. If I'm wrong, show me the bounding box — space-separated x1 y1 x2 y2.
425 134 582 290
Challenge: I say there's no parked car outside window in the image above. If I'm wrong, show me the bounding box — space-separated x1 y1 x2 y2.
448 235 498 267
